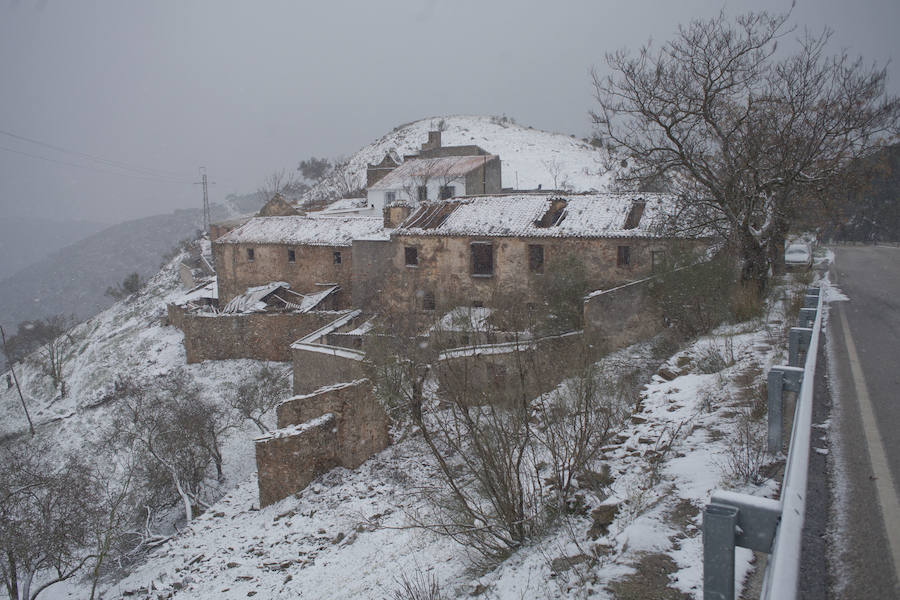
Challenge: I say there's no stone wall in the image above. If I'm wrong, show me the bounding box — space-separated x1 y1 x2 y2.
277 379 390 468
256 379 391 507
254 414 339 508
383 235 674 314
214 241 353 306
350 239 394 310
463 155 502 195
583 276 664 353
291 346 366 395
170 305 334 363
435 331 589 406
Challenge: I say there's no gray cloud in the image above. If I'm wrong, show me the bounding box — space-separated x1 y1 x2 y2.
1 0 897 224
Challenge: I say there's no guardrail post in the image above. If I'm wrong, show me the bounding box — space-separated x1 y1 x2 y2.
704 503 740 600
798 308 817 328
768 366 804 453
788 327 813 367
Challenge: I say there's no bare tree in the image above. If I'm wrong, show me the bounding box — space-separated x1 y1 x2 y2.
0 325 33 436
366 300 628 562
257 169 301 204
23 316 76 398
109 373 230 523
591 7 899 288
0 442 100 600
230 364 291 434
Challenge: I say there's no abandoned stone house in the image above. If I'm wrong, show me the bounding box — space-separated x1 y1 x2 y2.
212 215 385 307
166 131 718 506
361 192 700 314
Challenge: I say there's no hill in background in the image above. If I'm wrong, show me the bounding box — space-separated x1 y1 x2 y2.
0 216 108 280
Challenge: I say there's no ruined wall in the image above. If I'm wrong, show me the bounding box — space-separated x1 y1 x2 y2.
291 346 366 395
384 235 673 313
583 277 665 353
214 242 353 306
435 332 588 406
254 414 339 507
350 239 394 310
276 379 390 468
257 379 391 506
172 307 333 363
463 156 502 195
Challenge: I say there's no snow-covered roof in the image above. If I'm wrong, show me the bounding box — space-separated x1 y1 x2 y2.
216 215 384 246
318 197 368 213
369 155 497 190
394 192 679 239
222 282 290 313
221 282 339 314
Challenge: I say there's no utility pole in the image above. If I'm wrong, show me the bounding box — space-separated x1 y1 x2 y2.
194 167 215 235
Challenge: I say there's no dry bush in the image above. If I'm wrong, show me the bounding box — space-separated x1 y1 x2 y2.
730 282 764 323
389 569 443 600
724 412 768 484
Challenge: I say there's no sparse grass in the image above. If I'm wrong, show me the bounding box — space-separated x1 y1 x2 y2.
607 553 691 600
390 569 443 600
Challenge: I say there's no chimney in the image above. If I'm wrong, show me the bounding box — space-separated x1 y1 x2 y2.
383 203 412 229
421 130 442 152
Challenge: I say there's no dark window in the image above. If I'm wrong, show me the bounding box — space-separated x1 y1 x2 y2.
417 186 428 202
617 245 631 267
288 249 296 263
385 191 396 203
471 243 493 276
472 300 484 308
405 246 418 266
246 248 254 261
439 185 456 200
333 251 342 265
422 291 436 311
651 250 665 272
528 244 544 273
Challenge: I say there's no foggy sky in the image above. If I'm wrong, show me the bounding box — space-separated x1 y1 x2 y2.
1 0 897 225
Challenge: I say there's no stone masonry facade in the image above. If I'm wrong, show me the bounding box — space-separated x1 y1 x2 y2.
255 379 391 507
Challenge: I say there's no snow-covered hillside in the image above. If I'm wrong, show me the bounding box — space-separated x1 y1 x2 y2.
302 115 617 204
0 251 281 478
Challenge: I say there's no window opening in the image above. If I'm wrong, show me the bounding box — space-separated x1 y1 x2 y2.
385 191 396 203
439 185 456 200
246 248 254 261
617 245 631 267
651 250 665 272
288 249 296 263
405 246 418 266
417 186 428 202
528 244 544 273
471 242 493 276
333 251 342 265
422 291 436 311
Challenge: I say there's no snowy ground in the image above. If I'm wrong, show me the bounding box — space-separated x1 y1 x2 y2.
87 297 801 597
301 115 618 205
2 246 817 599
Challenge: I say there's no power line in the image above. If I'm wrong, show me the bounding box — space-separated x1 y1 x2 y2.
0 127 195 180
0 144 194 184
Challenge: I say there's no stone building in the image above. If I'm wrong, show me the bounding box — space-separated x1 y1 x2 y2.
366 131 501 216
212 215 385 306
363 192 705 313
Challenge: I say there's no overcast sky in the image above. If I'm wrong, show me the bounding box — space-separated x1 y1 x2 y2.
1 0 897 225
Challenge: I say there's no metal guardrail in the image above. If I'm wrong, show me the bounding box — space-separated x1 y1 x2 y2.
703 286 824 600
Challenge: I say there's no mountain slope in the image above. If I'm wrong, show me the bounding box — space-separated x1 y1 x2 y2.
0 216 108 280
302 115 616 204
0 198 263 334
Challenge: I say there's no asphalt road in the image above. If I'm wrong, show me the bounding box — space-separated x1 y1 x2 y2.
824 245 900 598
